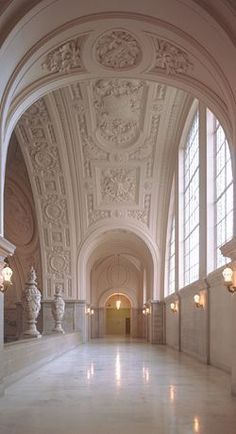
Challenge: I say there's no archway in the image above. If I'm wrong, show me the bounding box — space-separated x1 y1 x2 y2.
105 293 131 336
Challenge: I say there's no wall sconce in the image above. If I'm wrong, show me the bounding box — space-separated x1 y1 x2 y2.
222 266 236 293
170 302 178 313
0 258 13 293
142 306 150 315
86 307 94 315
193 293 203 308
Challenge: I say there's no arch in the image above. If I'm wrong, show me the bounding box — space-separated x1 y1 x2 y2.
99 289 137 309
1 6 236 229
77 222 160 300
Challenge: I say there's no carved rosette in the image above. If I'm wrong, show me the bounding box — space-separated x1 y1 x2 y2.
94 30 142 70
100 167 137 205
51 286 65 334
22 267 41 338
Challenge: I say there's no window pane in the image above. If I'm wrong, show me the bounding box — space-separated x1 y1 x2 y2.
168 216 175 295
214 118 233 268
183 112 199 286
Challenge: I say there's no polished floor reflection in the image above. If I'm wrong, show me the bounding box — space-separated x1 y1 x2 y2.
0 337 236 434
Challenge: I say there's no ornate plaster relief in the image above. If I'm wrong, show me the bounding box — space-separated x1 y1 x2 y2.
94 29 142 70
15 98 73 299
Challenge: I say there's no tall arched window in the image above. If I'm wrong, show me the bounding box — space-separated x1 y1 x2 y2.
168 216 175 295
214 118 233 267
183 112 199 285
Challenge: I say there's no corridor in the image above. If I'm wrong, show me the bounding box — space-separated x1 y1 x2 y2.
0 339 235 434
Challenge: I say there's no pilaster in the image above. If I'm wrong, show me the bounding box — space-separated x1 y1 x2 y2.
149 301 165 344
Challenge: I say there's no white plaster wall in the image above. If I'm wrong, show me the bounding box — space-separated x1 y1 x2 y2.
165 296 180 350
165 271 232 371
180 284 208 363
208 271 232 372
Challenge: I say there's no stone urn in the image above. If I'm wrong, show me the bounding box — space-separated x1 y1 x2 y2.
22 266 41 338
51 286 65 334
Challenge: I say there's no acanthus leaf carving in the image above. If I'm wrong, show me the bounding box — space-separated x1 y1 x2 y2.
152 37 193 75
42 35 87 73
100 167 137 205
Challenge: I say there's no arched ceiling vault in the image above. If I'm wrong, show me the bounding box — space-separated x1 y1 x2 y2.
2 6 235 300
14 77 190 300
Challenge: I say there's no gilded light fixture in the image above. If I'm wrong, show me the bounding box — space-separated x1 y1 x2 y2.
170 302 178 313
142 306 150 315
86 306 95 315
193 293 203 308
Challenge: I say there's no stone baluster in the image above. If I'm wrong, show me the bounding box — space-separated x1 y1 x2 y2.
51 286 65 334
22 266 41 338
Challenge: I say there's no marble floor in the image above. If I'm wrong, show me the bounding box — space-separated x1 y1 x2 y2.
0 337 236 434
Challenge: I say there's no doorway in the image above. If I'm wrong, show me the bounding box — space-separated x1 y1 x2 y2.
105 294 131 336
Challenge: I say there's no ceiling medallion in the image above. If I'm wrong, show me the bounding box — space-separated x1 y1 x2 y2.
94 29 142 70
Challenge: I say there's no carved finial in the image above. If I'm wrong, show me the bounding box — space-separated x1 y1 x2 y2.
28 266 37 284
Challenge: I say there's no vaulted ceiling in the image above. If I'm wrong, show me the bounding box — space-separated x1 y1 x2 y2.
9 24 195 300
1 0 235 301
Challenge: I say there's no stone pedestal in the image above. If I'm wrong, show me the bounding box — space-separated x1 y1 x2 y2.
51 288 65 334
22 267 41 338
